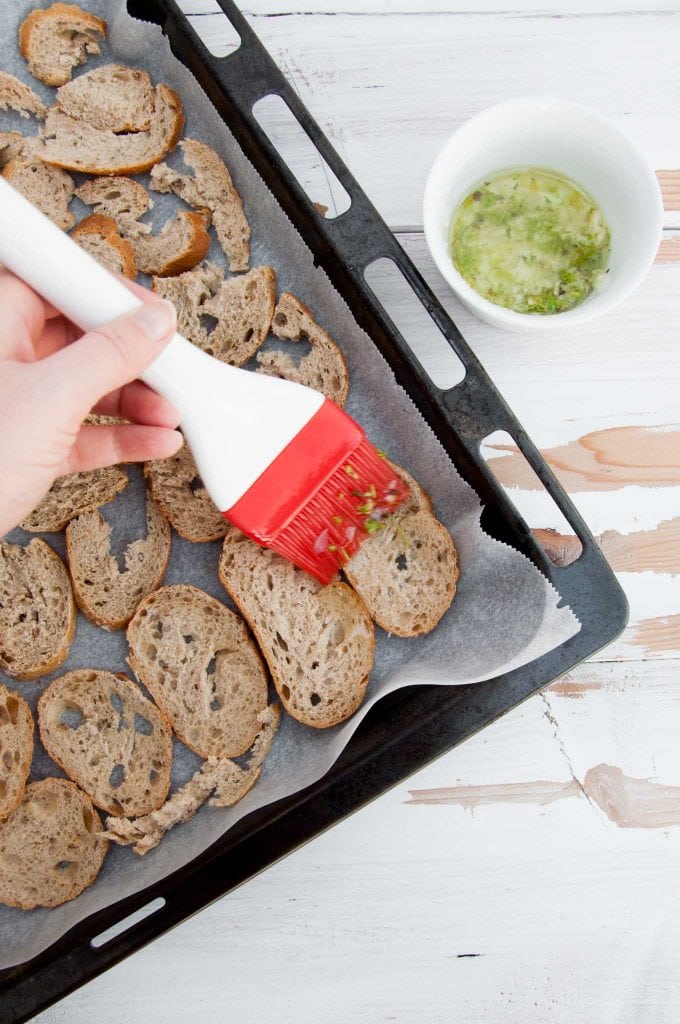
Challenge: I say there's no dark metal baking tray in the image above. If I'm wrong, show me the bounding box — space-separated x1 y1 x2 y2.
0 2 628 1019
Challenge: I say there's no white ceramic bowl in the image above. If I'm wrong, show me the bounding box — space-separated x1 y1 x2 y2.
423 97 663 331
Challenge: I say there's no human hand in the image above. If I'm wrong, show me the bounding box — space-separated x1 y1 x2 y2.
0 268 183 536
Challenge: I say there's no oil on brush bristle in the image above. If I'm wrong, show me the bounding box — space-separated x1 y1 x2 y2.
271 441 410 583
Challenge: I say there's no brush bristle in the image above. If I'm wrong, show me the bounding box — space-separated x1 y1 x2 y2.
269 440 410 583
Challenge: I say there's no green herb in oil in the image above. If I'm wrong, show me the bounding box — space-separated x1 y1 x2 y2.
450 168 610 315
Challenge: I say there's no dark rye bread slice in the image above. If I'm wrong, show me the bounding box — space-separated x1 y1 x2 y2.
2 149 75 231
21 464 128 532
219 530 374 729
0 71 46 119
72 213 137 279
344 462 459 636
66 490 171 630
153 262 276 365
258 292 350 407
0 539 76 681
0 778 107 909
145 440 228 543
0 684 33 820
127 585 269 759
106 704 281 855
19 3 106 87
151 139 251 271
56 65 155 132
38 669 173 817
38 83 184 175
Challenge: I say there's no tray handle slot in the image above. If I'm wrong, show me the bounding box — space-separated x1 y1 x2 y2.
90 897 166 950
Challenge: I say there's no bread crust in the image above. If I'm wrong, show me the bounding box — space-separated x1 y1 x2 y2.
71 213 137 279
139 210 211 277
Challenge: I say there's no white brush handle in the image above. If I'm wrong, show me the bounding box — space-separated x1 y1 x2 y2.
0 178 323 510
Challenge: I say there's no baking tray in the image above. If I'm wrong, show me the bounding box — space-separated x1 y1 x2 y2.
0 1 628 1019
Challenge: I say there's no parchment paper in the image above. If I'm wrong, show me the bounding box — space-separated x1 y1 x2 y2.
0 0 580 968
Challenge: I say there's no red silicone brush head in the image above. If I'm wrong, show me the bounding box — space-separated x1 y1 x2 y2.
225 399 411 584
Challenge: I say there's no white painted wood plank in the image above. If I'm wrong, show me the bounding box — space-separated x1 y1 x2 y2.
181 4 680 227
184 1 680 16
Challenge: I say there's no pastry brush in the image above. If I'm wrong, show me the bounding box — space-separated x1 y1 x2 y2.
0 177 409 583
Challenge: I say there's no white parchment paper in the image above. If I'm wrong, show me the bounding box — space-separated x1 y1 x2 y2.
0 0 579 968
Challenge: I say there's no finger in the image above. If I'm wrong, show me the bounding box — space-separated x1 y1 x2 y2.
40 299 177 421
35 316 80 359
61 424 183 475
0 270 49 359
92 380 181 428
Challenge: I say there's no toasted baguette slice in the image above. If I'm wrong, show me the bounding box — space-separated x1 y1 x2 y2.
0 71 46 119
56 64 155 132
133 210 210 276
66 490 170 630
19 3 106 87
145 440 228 543
106 704 280 855
151 139 250 271
0 539 76 681
0 778 107 909
2 154 75 230
38 83 184 175
127 584 269 758
343 462 458 636
21 465 128 532
38 669 173 817
258 292 349 407
153 263 276 365
72 213 136 278
76 175 151 235
0 685 33 820
219 530 374 728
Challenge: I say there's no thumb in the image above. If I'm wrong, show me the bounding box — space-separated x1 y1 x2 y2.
38 299 176 422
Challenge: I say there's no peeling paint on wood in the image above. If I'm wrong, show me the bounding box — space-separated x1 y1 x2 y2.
630 613 680 655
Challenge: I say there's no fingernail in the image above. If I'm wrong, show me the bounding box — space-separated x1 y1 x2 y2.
132 300 175 340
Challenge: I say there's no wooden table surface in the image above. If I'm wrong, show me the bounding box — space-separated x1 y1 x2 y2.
36 3 680 1022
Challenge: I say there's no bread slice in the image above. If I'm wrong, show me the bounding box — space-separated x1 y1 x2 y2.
151 139 250 271
21 465 128 532
0 684 33 821
2 153 75 230
343 463 459 636
0 132 25 167
19 3 106 87
76 175 151 236
153 262 276 365
145 440 228 543
72 213 136 278
38 83 184 175
105 704 280 855
0 539 76 681
56 65 155 132
66 490 170 630
0 778 107 909
132 210 210 277
219 530 374 728
258 292 349 407
0 71 46 119
127 584 269 758
38 669 173 817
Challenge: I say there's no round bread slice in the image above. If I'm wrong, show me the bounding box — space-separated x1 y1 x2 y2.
151 138 250 271
153 263 276 366
72 213 136 279
257 291 349 407
0 71 47 119
38 83 184 175
0 684 33 820
2 155 75 231
0 778 107 909
21 465 128 532
127 585 269 758
145 441 228 543
19 3 106 87
38 669 173 817
219 530 374 729
132 210 210 277
66 490 171 630
0 539 76 681
56 64 155 132
76 175 152 236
